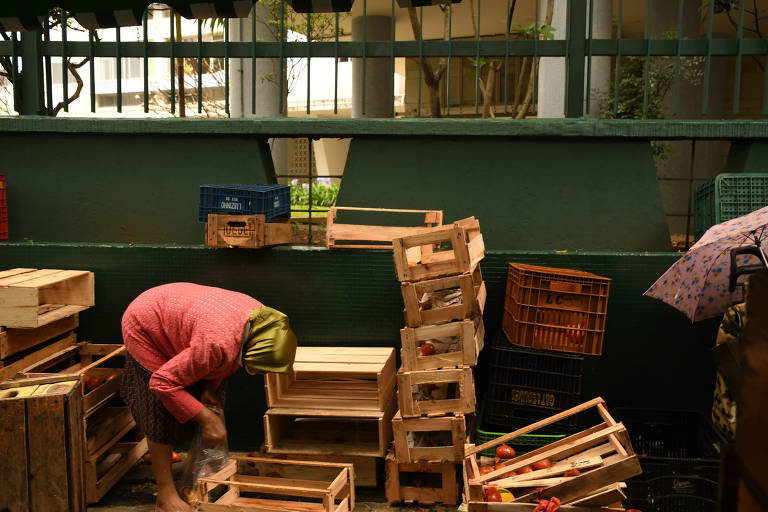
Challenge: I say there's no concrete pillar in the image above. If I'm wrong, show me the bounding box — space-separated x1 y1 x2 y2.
351 15 393 118
229 5 288 175
537 0 612 118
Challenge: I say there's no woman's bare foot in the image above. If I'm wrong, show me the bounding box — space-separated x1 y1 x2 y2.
156 490 195 512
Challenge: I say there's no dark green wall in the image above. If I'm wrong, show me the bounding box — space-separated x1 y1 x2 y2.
1 133 275 244
337 138 672 252
0 243 717 450
726 142 768 172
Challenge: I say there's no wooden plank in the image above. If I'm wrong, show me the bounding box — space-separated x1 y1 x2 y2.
0 304 88 329
393 411 466 463
0 268 37 280
0 313 78 359
27 392 70 512
570 483 626 507
0 332 77 382
63 379 85 512
0 397 29 512
86 406 134 456
200 498 325 512
257 453 377 488
326 207 443 250
0 270 93 307
87 438 148 503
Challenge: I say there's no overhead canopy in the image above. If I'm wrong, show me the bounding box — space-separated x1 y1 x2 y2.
0 0 257 31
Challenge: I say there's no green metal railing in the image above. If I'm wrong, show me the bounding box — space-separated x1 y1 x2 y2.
0 0 766 119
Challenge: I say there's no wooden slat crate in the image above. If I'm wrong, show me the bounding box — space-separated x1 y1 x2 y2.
0 313 79 360
397 366 476 418
326 206 443 250
467 502 626 512
197 455 355 512
84 427 147 504
393 217 485 282
385 449 458 505
205 214 292 249
0 331 77 383
264 402 395 458
400 317 485 371
256 451 380 488
265 346 396 411
392 411 466 463
20 342 126 415
464 397 641 508
0 375 85 512
401 266 486 327
0 268 94 328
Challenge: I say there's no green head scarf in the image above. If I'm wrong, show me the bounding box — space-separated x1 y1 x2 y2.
241 306 297 375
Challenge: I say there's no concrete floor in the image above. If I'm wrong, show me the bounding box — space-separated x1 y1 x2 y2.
86 453 462 512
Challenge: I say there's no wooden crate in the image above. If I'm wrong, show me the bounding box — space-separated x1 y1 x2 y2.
265 346 396 411
205 214 292 249
467 501 626 512
84 427 147 504
464 397 640 507
503 263 611 356
392 411 466 463
0 331 77 383
255 451 380 488
393 217 485 282
401 266 486 327
0 313 79 360
397 366 476 418
326 206 443 250
0 268 94 328
400 317 484 372
197 455 355 512
20 342 126 415
264 402 395 458
0 375 85 512
385 449 458 505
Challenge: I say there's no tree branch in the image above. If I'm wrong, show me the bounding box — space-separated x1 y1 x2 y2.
52 60 84 116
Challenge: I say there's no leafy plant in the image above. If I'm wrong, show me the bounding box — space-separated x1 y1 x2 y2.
291 182 339 207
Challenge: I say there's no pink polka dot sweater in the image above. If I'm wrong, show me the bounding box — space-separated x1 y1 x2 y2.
121 282 262 423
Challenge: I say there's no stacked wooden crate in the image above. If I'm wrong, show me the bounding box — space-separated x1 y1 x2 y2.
263 346 397 487
386 217 486 506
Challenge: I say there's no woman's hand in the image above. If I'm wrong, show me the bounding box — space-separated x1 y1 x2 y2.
194 406 227 447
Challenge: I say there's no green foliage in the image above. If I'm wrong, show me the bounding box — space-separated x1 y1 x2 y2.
260 0 347 42
467 22 555 78
291 183 339 207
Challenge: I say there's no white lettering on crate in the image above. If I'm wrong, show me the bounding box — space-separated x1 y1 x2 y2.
220 201 243 210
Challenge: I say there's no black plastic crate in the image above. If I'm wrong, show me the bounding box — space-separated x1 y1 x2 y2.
617 408 724 512
486 332 584 410
198 184 291 223
483 401 579 435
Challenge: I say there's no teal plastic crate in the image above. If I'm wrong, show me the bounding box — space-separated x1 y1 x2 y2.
694 173 768 240
474 423 565 458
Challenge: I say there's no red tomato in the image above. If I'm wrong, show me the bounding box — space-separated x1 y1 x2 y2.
246 451 258 467
563 468 581 477
421 342 436 356
495 444 516 459
494 463 516 478
484 488 502 502
518 465 533 474
533 459 552 470
479 465 495 476
171 451 182 463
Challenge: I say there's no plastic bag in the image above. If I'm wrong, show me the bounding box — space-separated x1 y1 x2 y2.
179 405 230 501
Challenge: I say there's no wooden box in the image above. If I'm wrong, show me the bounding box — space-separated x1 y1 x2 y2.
385 450 458 505
20 342 126 415
0 313 79 360
397 366 476 418
265 346 396 411
0 330 77 383
393 217 485 282
205 214 292 249
197 455 355 512
464 397 640 508
0 375 85 512
400 317 484 372
401 266 486 327
84 427 147 504
326 206 443 250
264 402 396 458
0 268 94 328
392 411 466 463
256 451 380 488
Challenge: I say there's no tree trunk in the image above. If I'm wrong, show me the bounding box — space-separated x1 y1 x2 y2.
513 57 530 115
408 7 448 117
176 14 186 117
481 63 499 118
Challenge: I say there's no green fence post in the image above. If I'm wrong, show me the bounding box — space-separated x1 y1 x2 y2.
20 32 45 116
565 0 587 118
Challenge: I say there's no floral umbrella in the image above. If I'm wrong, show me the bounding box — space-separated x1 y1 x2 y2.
644 205 768 321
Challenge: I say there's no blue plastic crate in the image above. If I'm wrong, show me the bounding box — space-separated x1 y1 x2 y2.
694 173 768 240
198 184 291 223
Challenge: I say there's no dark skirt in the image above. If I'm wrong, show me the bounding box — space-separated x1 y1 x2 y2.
120 352 225 446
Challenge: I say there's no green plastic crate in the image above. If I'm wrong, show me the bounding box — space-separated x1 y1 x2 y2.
475 424 565 458
694 173 768 240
